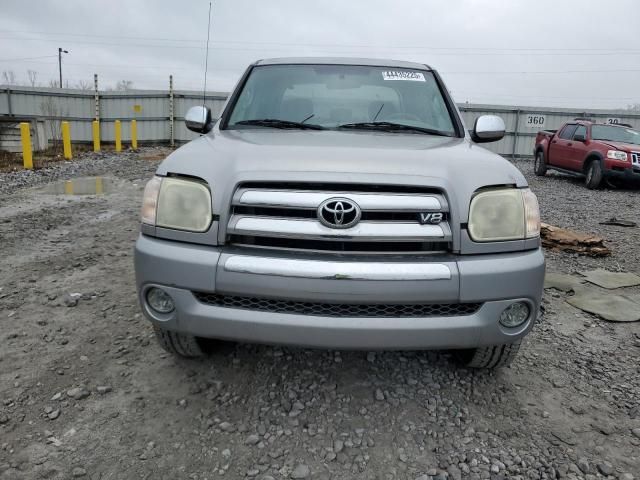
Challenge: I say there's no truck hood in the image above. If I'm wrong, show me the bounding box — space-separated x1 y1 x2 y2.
599 141 640 152
157 128 528 221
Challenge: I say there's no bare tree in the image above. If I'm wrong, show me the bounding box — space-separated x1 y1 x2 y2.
627 104 640 112
47 79 59 88
75 80 92 91
40 97 69 152
27 70 38 87
2 70 16 84
115 79 134 91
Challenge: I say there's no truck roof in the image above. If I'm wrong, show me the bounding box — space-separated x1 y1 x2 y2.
570 118 635 128
254 57 433 70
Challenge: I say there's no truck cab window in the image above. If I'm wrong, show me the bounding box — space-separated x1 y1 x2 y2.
558 124 578 140
573 125 587 140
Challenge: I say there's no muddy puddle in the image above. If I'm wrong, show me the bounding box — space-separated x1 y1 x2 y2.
36 177 117 195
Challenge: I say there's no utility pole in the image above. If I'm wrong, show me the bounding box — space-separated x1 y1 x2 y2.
58 47 69 88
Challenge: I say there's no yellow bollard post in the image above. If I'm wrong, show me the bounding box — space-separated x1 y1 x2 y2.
92 120 100 152
19 122 33 170
130 120 137 150
61 121 72 160
95 177 103 194
64 180 74 195
114 120 122 152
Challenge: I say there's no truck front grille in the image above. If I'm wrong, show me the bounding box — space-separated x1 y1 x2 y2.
193 292 481 318
631 152 640 166
227 183 451 254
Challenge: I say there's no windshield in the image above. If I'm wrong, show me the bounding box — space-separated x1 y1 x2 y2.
592 125 640 145
225 64 457 135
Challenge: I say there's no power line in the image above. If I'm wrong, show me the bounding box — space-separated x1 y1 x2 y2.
0 55 58 62
0 29 204 43
1 29 639 52
2 35 640 56
7 58 640 76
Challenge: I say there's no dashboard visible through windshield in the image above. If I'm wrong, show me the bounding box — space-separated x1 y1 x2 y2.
224 64 458 136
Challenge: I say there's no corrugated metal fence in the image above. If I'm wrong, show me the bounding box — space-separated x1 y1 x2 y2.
2 85 639 157
0 86 228 146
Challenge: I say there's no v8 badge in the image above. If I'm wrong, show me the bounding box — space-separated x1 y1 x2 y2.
418 212 444 225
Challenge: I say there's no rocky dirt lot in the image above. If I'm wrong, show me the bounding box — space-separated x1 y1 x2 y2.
1 149 639 480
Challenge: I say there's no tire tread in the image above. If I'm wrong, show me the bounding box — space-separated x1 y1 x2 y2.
153 325 204 358
460 340 521 369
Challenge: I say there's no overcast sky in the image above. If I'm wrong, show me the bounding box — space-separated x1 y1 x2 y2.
1 0 639 109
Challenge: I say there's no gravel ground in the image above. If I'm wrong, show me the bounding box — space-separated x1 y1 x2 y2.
0 150 639 480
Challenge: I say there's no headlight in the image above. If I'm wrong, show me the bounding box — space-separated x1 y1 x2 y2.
141 176 212 232
606 150 628 161
141 176 162 225
468 188 540 242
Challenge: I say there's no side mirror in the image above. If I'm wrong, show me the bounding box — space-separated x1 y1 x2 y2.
471 115 505 143
185 106 212 133
574 134 586 143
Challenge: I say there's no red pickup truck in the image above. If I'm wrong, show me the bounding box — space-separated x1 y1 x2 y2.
534 119 640 189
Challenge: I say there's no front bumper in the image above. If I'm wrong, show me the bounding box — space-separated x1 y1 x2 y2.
605 166 640 181
134 235 545 350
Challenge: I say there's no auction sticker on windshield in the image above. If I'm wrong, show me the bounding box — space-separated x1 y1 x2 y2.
382 71 425 81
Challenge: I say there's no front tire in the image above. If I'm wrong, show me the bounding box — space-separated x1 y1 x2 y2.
456 340 522 369
585 160 603 189
534 151 547 176
153 325 204 358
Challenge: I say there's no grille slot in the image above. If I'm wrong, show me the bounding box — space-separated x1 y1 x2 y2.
632 152 640 166
227 183 452 254
193 292 481 318
229 235 449 253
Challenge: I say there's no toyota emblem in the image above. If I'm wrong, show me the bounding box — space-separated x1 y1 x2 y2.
317 198 361 229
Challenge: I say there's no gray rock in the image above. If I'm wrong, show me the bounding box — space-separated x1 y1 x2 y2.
67 387 90 400
219 422 236 432
448 465 462 480
246 434 260 445
619 474 634 480
333 439 344 453
48 409 60 420
577 457 590 474
63 294 79 307
596 463 613 476
96 386 112 394
290 464 310 479
632 428 640 439
375 388 385 401
0 414 8 424
72 467 87 477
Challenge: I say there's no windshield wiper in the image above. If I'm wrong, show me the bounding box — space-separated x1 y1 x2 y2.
233 119 325 130
338 122 451 136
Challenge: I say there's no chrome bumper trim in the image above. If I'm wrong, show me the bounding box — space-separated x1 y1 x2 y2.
235 189 445 211
228 215 449 241
223 255 452 281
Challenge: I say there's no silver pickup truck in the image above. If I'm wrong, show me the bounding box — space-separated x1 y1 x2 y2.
134 58 544 368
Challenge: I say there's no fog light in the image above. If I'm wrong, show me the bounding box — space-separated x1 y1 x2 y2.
499 302 530 328
146 287 175 313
